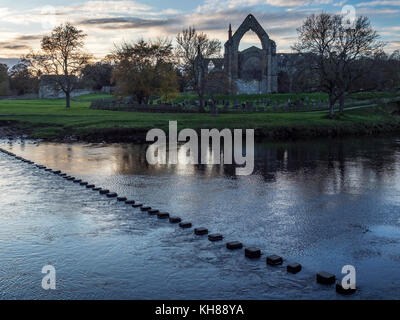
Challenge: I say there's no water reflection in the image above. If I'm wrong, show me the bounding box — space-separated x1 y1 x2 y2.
2 136 400 299
6 136 400 194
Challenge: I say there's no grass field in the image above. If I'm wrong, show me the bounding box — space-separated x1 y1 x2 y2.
1 93 400 140
174 92 329 104
174 91 400 104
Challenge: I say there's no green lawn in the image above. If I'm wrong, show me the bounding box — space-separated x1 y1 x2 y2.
0 97 399 140
73 93 113 101
175 92 329 104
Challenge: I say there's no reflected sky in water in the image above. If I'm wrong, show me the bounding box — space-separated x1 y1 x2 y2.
1 136 400 299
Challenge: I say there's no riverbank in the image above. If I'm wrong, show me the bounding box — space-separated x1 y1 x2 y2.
1 98 400 142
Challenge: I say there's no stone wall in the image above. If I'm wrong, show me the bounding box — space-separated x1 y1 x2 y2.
38 87 95 99
235 79 261 94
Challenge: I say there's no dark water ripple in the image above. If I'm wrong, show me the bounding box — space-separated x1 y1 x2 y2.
0 137 400 299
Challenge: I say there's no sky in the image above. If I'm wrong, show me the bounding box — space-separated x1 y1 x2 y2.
0 0 399 65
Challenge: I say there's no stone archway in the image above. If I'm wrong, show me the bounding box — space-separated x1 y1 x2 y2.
231 14 269 52
224 14 278 94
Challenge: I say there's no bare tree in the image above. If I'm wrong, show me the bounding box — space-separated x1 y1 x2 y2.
176 26 221 112
24 23 92 108
293 13 383 116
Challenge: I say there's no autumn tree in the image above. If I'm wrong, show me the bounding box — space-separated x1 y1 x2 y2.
205 70 232 95
24 23 92 108
111 39 178 104
81 61 113 90
9 62 39 95
176 26 221 112
293 13 383 116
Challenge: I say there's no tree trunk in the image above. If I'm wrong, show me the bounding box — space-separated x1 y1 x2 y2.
339 94 345 115
66 91 71 109
198 93 205 113
329 95 335 118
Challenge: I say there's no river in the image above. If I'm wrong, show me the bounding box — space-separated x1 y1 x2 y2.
0 136 399 299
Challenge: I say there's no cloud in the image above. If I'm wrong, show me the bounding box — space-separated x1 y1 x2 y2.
0 0 398 59
196 0 332 13
73 7 308 56
356 1 400 7
357 8 400 14
47 0 153 16
78 17 178 30
14 35 43 41
387 40 400 51
0 44 30 50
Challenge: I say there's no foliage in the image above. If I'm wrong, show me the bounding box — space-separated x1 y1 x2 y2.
8 62 39 95
111 39 178 104
81 62 113 90
205 70 232 95
0 64 10 96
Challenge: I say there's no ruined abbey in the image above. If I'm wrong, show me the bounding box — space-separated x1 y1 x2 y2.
202 14 279 94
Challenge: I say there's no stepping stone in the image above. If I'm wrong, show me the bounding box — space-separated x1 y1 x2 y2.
316 271 336 285
287 263 302 274
106 192 118 198
67 177 75 181
169 217 181 223
208 234 223 242
245 247 261 259
86 184 95 188
60 173 67 177
117 197 127 202
266 255 283 266
73 179 82 183
45 168 52 172
194 227 208 235
132 203 143 208
179 222 192 229
140 206 151 211
93 187 101 191
80 182 88 186
157 212 169 219
335 282 356 295
125 200 135 204
226 241 243 250
99 189 110 194
148 209 159 215
53 170 61 174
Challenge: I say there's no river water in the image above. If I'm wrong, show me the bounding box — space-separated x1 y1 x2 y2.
0 136 399 299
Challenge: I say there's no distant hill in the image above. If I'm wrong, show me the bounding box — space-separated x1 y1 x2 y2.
0 58 20 67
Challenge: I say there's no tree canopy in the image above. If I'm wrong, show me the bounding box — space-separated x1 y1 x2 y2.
293 13 384 116
111 39 178 104
24 23 92 108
